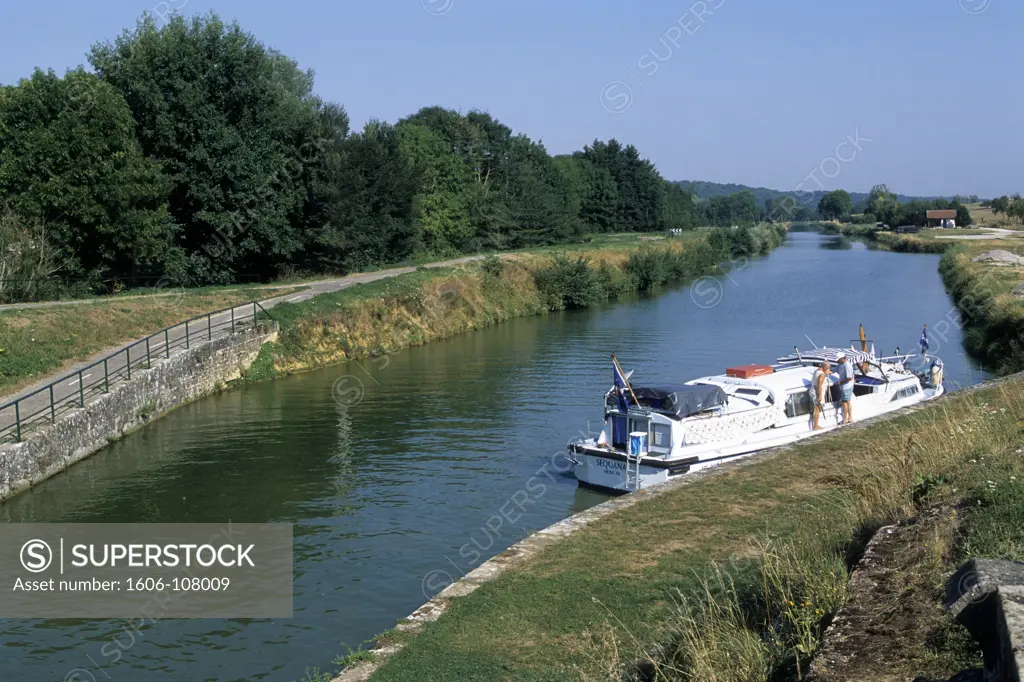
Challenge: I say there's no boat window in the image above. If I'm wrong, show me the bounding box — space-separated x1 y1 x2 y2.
784 391 813 418
651 423 671 450
891 385 921 401
629 418 649 434
853 384 874 397
735 388 761 396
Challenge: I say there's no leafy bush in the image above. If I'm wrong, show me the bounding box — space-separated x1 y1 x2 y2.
533 254 602 310
594 262 631 299
626 247 672 289
480 255 504 279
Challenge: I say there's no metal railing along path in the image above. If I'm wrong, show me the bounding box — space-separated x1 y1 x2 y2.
0 301 274 444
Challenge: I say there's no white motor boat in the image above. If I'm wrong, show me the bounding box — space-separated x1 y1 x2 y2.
568 338 945 494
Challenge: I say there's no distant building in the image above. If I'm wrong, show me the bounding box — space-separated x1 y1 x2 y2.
927 209 957 229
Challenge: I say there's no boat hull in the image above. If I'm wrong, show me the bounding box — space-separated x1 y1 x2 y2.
570 382 944 493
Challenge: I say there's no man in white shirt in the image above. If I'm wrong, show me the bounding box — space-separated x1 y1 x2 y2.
836 352 855 424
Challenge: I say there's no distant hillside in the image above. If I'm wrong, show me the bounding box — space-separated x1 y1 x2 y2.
676 180 959 209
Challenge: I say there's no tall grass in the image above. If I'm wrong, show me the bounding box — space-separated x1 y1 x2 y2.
575 382 1024 682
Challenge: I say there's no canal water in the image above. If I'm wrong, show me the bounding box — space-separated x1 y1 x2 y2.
0 229 985 681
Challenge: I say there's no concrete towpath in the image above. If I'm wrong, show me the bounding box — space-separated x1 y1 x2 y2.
934 227 1020 241
0 255 484 440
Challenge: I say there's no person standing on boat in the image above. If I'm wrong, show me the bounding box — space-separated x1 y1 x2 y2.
836 351 855 424
810 361 830 431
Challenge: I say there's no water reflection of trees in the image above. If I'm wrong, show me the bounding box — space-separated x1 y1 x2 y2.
820 236 853 251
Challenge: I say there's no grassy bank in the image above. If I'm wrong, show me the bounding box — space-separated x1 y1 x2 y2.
940 244 1024 374
0 286 304 396
821 223 951 254
360 375 1024 682
246 225 788 380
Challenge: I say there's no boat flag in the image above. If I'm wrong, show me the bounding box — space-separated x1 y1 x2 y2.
920 324 929 354
611 355 636 413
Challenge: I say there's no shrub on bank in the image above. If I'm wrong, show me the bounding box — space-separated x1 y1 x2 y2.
533 255 604 310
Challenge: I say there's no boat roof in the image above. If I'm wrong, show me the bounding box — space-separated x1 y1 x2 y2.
689 365 815 395
777 347 873 365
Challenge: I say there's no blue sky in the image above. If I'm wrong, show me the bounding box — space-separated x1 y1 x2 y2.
3 0 1021 197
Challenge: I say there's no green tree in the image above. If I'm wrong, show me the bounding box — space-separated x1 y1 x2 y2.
866 184 898 222
399 107 510 252
951 201 973 227
308 121 420 271
396 121 472 255
576 140 665 232
503 136 577 247
662 182 694 231
1009 194 1024 224
554 156 618 234
733 190 759 224
0 68 171 284
991 195 1010 216
817 190 853 221
89 13 331 283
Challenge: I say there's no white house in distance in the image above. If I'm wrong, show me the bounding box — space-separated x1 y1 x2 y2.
927 209 957 229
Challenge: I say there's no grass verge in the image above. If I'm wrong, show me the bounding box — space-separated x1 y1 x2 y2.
0 287 304 396
364 375 1024 682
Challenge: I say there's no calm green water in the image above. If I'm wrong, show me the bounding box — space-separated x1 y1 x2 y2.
0 230 985 681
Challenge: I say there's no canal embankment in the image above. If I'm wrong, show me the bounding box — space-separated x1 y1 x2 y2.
0 322 277 502
348 370 1024 682
940 245 1024 375
241 225 787 383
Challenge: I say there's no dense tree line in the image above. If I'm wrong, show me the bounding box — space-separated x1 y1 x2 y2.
692 190 818 227
0 13 692 298
693 190 759 227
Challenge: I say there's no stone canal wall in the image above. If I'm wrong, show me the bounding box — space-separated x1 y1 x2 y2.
0 323 278 503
